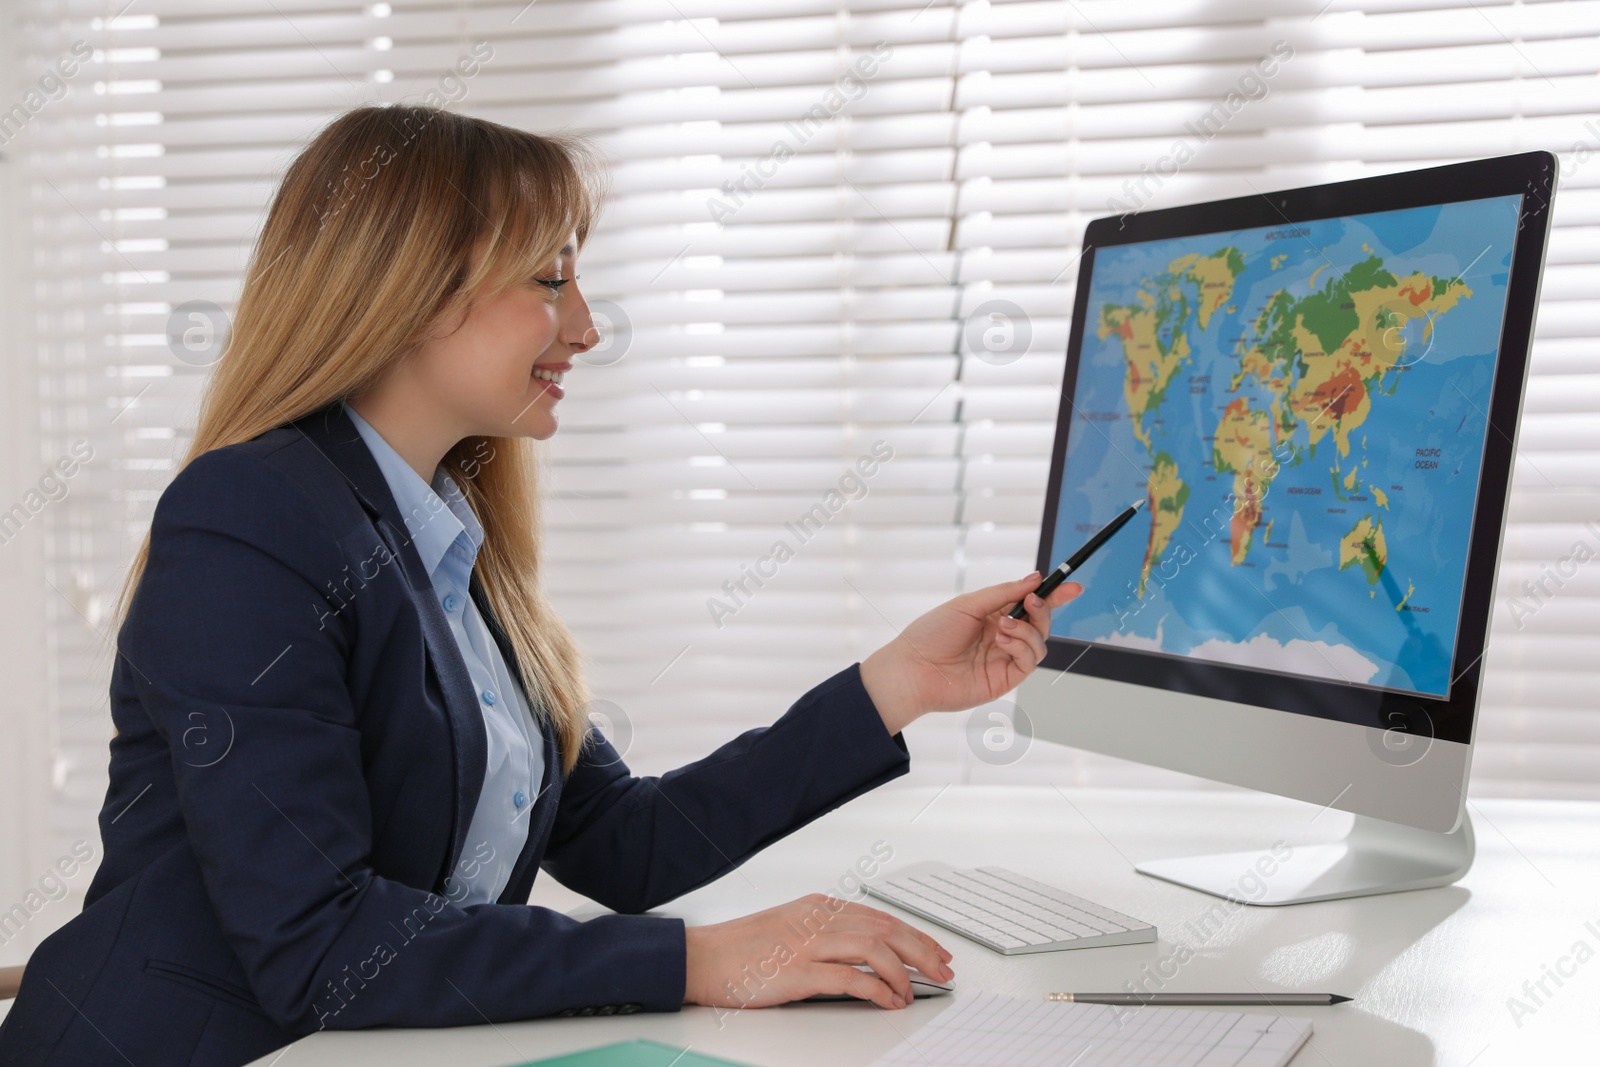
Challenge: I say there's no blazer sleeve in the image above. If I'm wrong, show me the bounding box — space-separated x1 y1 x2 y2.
120 447 685 1035
542 662 911 915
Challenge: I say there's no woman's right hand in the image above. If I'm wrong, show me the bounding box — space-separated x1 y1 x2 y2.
683 893 955 1010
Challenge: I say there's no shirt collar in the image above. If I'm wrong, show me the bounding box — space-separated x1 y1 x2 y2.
341 400 483 579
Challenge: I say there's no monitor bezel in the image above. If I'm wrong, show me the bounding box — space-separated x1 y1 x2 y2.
1035 151 1556 748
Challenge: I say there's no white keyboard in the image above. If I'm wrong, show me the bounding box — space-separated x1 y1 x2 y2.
865 861 1157 955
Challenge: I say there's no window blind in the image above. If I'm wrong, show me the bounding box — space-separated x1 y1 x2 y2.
7 0 1599 905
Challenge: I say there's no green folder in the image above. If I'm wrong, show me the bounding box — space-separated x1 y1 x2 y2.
508 1038 759 1066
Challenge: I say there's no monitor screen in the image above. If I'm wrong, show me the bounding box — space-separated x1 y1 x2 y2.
1047 194 1523 701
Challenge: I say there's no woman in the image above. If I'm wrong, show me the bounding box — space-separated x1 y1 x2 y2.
0 106 1079 1067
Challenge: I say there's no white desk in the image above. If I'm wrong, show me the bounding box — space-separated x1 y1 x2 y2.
224 785 1590 1065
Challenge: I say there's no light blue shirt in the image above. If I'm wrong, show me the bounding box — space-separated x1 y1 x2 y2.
342 401 544 906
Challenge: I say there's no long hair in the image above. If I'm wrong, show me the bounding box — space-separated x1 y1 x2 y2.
115 104 603 774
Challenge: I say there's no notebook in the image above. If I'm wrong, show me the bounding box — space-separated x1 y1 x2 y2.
871 990 1314 1067
511 1038 756 1066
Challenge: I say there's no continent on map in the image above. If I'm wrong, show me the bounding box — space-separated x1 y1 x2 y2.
1140 452 1188 594
1212 398 1276 563
1233 256 1472 460
1099 247 1246 449
1100 300 1187 448
1338 515 1388 585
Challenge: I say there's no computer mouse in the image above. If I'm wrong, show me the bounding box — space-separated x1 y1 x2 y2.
802 965 955 1002
905 969 956 998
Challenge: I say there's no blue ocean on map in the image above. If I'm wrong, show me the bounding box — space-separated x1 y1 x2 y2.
1051 194 1522 698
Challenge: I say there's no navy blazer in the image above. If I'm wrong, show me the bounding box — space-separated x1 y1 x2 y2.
0 402 910 1067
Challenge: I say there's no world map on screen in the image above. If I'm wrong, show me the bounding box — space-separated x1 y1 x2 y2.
1051 195 1522 698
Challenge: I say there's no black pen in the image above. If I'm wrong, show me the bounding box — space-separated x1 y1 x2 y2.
1009 498 1145 620
1046 992 1350 1006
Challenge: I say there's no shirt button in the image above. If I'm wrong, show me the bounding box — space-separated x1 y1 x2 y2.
442 594 459 612
481 690 496 706
513 790 528 809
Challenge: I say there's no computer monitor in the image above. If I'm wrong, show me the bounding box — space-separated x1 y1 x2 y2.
1018 152 1555 905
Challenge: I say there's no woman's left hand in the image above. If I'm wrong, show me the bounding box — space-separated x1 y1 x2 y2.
858 572 1083 735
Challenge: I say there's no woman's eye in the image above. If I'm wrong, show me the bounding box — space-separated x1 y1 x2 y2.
534 277 570 292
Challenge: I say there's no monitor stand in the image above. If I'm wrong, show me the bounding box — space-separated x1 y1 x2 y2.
1135 810 1475 906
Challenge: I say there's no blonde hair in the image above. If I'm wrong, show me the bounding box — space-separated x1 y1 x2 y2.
117 104 604 774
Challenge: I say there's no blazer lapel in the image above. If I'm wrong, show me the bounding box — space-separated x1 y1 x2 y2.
294 403 489 896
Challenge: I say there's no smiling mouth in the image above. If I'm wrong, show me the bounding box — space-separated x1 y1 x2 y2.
532 367 566 383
